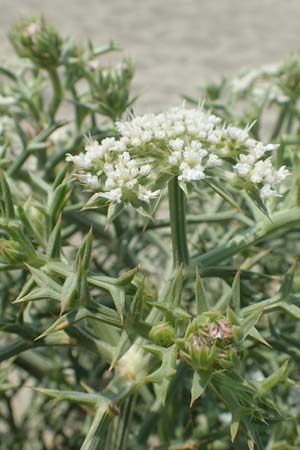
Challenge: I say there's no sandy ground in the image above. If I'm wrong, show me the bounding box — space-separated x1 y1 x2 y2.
0 0 299 112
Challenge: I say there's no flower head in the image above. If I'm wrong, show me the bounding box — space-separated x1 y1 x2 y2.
67 106 289 213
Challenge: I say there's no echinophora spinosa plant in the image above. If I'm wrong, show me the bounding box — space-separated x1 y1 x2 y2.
0 16 300 450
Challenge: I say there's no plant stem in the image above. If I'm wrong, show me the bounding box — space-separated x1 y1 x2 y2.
80 404 112 450
193 207 300 267
48 68 63 121
168 177 189 267
271 102 290 140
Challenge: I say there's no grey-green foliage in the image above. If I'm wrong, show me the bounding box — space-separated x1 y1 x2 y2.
1 16 300 450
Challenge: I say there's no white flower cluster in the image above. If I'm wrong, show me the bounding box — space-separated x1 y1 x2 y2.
232 131 289 200
66 136 160 204
229 60 296 104
66 106 289 207
115 107 225 183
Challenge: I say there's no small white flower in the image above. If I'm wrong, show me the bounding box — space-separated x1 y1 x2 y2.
78 174 99 189
100 188 122 203
274 166 289 182
169 138 184 151
265 143 279 152
137 185 160 203
126 179 138 189
207 132 220 145
206 154 222 167
131 137 142 147
154 129 166 140
234 162 251 177
168 152 181 166
66 153 92 169
179 162 205 182
227 126 248 142
260 184 278 201
141 131 153 143
140 164 152 176
85 140 105 159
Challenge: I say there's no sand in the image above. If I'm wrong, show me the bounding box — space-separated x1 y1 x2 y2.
0 0 299 112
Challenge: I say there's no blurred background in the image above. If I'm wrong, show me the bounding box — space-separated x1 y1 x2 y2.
0 0 299 112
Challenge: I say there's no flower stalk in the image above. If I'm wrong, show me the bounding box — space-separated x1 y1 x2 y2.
48 68 63 120
168 176 189 267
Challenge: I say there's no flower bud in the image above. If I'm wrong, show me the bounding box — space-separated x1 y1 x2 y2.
190 337 216 371
0 240 27 264
9 18 63 69
148 322 175 347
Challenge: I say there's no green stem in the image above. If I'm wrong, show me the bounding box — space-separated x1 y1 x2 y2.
7 149 30 177
80 404 113 450
168 177 189 267
271 102 290 140
48 68 63 121
193 207 300 267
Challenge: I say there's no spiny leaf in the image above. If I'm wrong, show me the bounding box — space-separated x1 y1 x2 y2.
60 273 77 315
0 171 14 219
195 267 208 314
259 360 289 395
280 258 298 298
190 371 211 406
75 227 93 272
143 344 177 407
204 179 243 213
25 265 62 292
12 286 61 304
47 216 61 259
34 387 105 407
240 310 263 340
231 270 241 311
248 327 271 348
166 266 183 307
230 413 240 442
36 304 122 340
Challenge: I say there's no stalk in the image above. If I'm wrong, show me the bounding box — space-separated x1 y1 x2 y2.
48 68 63 120
80 404 113 450
168 177 189 267
193 207 300 267
270 102 290 140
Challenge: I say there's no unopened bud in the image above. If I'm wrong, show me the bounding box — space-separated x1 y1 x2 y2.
148 322 175 347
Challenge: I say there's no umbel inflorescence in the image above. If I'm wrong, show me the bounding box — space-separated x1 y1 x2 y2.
67 106 289 210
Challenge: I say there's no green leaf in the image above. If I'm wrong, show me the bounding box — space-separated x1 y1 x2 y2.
47 216 61 259
280 258 298 298
246 185 270 219
89 277 126 319
231 270 241 311
190 371 211 406
247 327 271 348
259 360 289 395
75 227 93 272
195 267 208 314
49 180 70 227
0 171 14 219
143 344 177 408
205 179 243 213
26 265 62 292
60 273 77 315
35 387 108 408
240 310 263 341
12 286 61 304
166 266 183 307
37 304 122 340
230 413 240 442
